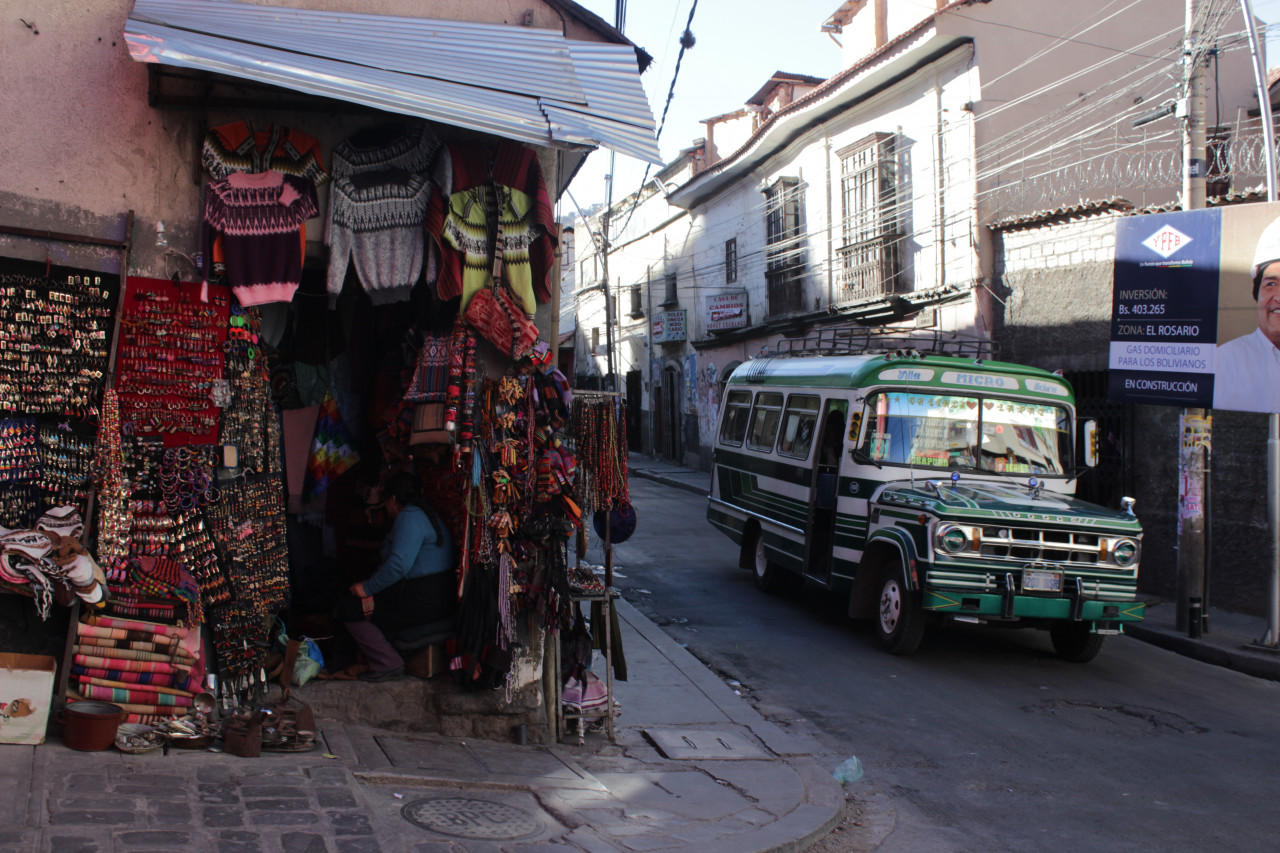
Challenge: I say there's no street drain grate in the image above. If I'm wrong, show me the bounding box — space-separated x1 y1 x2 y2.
402 797 541 840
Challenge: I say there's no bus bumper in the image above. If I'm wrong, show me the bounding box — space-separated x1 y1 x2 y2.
923 587 1145 623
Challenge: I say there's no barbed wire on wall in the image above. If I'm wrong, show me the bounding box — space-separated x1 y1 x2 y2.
981 127 1280 219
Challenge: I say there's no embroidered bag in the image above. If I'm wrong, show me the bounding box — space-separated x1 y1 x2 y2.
404 332 451 403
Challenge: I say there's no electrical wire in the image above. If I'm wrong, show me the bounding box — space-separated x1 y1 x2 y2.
569 1 1275 328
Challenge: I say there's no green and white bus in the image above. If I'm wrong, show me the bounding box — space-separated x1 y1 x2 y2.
707 334 1144 661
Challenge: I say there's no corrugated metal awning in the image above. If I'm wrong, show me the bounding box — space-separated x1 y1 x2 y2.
124 0 661 165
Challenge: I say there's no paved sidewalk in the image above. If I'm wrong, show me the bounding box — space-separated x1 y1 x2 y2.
628 450 1280 682
0 596 848 853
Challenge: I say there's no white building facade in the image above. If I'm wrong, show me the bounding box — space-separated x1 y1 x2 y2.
572 0 1261 470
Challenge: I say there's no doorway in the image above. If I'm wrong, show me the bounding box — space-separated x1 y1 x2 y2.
660 365 682 462
804 401 848 585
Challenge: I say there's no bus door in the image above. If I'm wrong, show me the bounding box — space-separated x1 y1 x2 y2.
803 400 848 584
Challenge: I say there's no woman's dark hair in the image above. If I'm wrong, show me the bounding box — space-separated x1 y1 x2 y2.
382 471 424 510
382 470 445 542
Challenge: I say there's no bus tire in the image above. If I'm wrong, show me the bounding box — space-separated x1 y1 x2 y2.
875 563 924 655
1050 623 1105 663
749 529 785 593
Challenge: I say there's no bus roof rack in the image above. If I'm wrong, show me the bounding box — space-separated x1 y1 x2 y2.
773 326 997 359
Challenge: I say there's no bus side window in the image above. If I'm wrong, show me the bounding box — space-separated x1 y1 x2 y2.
746 392 784 452
778 394 820 459
719 390 753 446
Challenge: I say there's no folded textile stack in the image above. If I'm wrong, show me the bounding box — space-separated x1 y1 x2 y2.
104 556 204 627
67 614 205 724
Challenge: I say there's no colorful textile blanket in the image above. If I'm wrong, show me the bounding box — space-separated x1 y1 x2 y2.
73 653 190 675
71 666 201 694
74 682 193 707
69 693 193 718
75 635 196 664
303 392 360 498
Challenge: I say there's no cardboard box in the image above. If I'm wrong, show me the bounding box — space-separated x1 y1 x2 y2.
0 653 57 745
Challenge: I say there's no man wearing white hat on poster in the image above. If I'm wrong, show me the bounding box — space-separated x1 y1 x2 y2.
1214 215 1280 412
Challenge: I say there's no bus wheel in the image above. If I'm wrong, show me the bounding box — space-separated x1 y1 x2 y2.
750 530 784 593
875 564 924 655
1050 623 1106 663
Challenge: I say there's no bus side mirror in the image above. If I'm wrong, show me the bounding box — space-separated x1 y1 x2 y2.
1081 420 1099 468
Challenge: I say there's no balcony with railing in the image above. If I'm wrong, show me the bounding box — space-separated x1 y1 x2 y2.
837 232 900 301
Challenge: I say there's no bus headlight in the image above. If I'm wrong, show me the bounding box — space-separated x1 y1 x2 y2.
935 523 977 554
1111 538 1140 568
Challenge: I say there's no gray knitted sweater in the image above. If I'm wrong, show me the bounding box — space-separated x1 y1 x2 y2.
326 122 451 306
326 171 436 306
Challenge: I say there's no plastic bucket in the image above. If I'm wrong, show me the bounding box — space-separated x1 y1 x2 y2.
59 701 124 751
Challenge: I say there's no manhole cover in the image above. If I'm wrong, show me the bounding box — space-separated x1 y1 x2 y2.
402 797 540 840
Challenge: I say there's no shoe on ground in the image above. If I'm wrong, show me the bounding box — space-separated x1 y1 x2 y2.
358 666 405 682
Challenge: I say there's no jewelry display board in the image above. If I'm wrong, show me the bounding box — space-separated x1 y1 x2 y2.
114 277 230 446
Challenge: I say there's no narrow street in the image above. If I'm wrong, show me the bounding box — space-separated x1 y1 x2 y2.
606 477 1280 853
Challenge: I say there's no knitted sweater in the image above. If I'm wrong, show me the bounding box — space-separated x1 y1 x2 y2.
430 141 555 309
326 170 435 306
441 184 538 315
201 171 318 307
202 121 329 187
331 121 450 194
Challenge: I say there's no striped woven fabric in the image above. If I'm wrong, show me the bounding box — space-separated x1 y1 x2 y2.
73 637 195 664
88 614 182 635
68 693 193 719
74 682 193 707
73 653 190 675
71 666 201 693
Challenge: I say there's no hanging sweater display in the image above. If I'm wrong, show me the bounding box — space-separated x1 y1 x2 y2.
442 183 539 315
327 121 450 306
331 120 448 185
326 171 435 306
201 171 318 306
202 121 329 188
431 141 556 313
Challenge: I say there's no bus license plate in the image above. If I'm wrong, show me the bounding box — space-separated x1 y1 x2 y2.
1022 568 1063 593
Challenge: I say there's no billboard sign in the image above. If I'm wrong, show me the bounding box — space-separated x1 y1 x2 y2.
706 291 748 331
652 309 687 343
1109 202 1280 413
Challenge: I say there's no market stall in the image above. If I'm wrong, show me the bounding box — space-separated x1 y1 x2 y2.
0 115 634 749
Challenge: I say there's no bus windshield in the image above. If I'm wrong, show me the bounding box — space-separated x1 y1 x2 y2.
860 391 1072 476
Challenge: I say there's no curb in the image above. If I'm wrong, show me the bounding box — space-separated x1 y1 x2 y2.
1124 623 1280 682
630 467 709 497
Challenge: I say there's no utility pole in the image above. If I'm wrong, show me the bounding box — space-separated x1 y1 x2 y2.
1176 0 1210 636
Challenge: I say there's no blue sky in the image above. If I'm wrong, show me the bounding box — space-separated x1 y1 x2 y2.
566 0 845 213
565 0 1280 213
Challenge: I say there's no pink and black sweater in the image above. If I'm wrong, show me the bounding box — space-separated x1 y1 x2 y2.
201 171 318 307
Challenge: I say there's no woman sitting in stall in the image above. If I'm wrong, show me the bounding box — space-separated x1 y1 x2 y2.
341 471 454 682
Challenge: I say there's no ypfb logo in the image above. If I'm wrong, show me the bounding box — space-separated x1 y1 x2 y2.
1141 224 1192 258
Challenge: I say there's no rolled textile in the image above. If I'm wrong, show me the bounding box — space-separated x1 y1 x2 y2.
123 713 170 725
84 613 184 636
73 653 191 675
70 645 195 666
77 622 183 645
70 666 201 694
69 693 190 719
73 674 196 698
75 635 196 662
74 682 193 706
